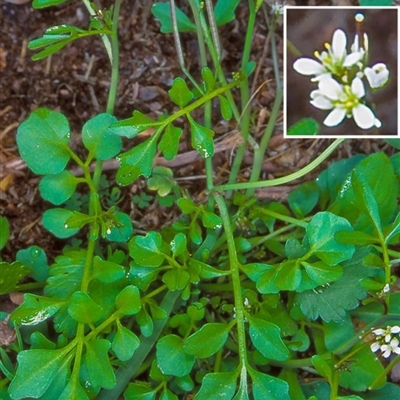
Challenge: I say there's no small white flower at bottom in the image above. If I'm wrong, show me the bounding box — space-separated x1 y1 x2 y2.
309 77 381 129
364 63 389 89
380 337 400 358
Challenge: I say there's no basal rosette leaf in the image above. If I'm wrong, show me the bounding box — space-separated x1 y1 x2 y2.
17 108 71 175
129 231 166 267
306 212 355 266
39 170 78 205
82 113 122 160
184 323 230 358
193 370 238 400
84 339 116 389
156 334 195 377
162 269 190 291
92 256 126 283
151 3 196 33
42 208 80 238
8 348 72 399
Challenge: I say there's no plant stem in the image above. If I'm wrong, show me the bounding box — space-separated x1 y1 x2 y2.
213 138 345 192
214 193 247 368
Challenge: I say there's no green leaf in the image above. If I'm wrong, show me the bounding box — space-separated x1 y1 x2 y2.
85 339 116 389
58 370 89 400
201 67 215 92
39 170 78 205
214 0 241 25
194 370 238 400
147 166 174 197
323 314 354 352
17 108 70 175
306 212 355 266
8 348 71 399
112 321 140 361
248 316 290 361
0 262 30 295
129 231 165 267
33 0 69 9
201 211 222 229
386 138 400 149
296 249 376 322
187 114 214 158
363 383 400 399
117 136 158 186
168 78 194 108
115 285 141 315
335 230 379 245
218 95 233 120
160 389 178 400
351 169 383 237
301 261 343 286
171 233 187 257
162 268 190 291
93 256 125 283
312 355 334 383
158 124 182 160
111 110 162 137
104 211 133 243
248 366 290 400
156 334 195 377
177 197 197 214
82 113 122 160
288 181 319 218
124 382 156 400
42 208 80 238
386 211 400 243
68 291 105 324
287 118 319 136
184 323 230 358
11 293 63 325
359 0 392 5
16 246 49 282
151 3 196 33
0 216 10 251
330 153 398 231
339 346 385 391
136 307 154 337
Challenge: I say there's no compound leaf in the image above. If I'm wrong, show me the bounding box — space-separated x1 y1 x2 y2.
129 231 165 267
17 108 70 175
111 110 162 137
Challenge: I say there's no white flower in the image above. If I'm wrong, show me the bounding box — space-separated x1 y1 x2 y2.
270 2 284 16
364 63 389 89
309 77 381 129
381 337 400 358
293 29 364 82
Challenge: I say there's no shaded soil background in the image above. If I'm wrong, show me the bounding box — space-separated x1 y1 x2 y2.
0 1 398 283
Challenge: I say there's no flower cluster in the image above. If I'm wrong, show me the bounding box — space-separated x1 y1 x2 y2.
370 325 400 358
293 14 389 130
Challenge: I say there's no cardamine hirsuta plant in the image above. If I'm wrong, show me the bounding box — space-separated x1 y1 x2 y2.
1 1 400 400
293 13 389 130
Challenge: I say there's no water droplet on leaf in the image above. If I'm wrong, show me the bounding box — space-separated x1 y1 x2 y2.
30 246 41 258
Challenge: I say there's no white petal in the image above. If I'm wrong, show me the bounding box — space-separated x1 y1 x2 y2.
351 34 359 52
352 104 375 129
374 118 382 128
373 328 385 336
391 337 399 347
395 347 400 355
343 51 363 67
311 72 332 82
391 326 400 334
310 94 333 110
351 77 365 98
370 342 381 352
332 29 347 59
319 78 343 100
383 349 392 358
323 107 346 127
293 58 324 75
365 64 389 88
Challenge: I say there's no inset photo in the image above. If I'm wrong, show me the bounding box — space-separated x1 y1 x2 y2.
284 7 398 138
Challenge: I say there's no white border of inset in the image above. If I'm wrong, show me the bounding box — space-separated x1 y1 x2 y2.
284 6 399 139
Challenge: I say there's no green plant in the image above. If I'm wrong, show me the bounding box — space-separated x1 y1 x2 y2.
1 1 400 400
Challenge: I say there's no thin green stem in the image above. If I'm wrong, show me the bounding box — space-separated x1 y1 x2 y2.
213 138 345 192
227 0 256 194
214 193 247 368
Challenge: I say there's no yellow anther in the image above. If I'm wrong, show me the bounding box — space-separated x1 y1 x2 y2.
324 43 331 50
